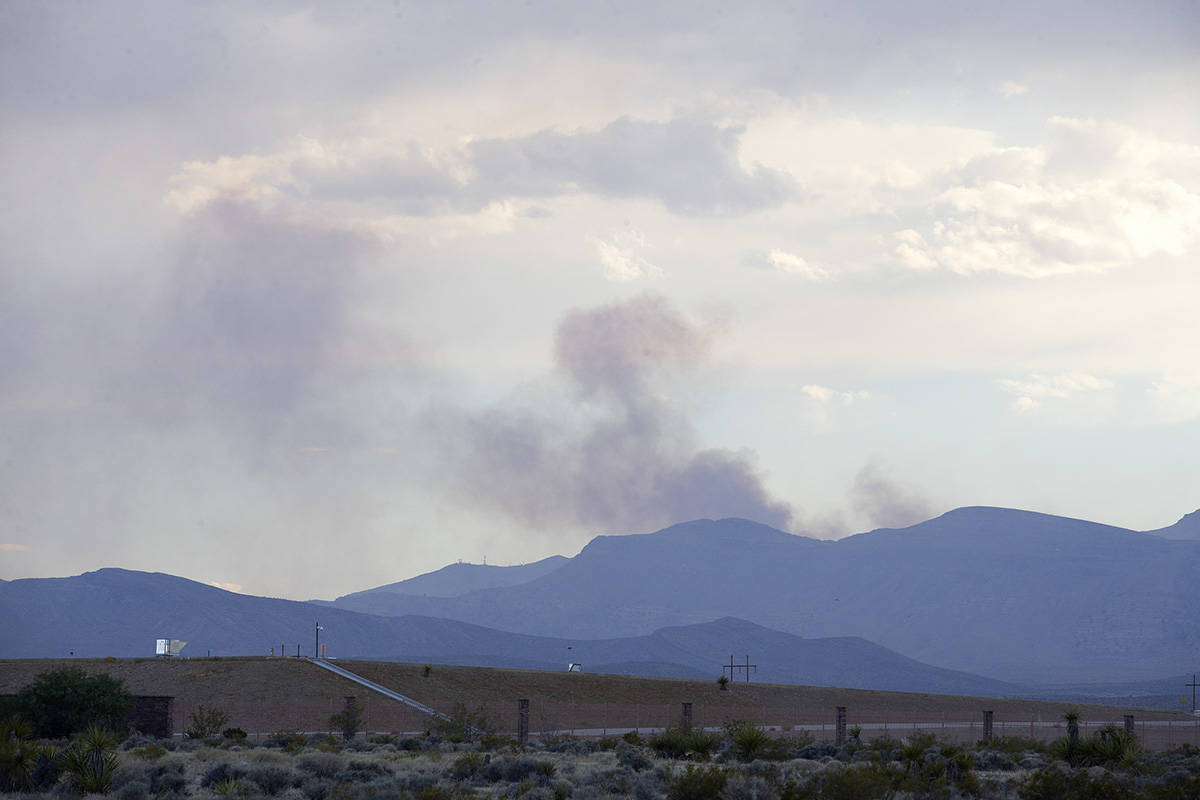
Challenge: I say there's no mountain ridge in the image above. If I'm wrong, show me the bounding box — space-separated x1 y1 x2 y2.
319 506 1200 683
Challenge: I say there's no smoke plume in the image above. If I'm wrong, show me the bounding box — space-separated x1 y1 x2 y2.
428 295 794 533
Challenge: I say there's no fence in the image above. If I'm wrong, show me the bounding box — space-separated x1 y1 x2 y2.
168 695 1200 751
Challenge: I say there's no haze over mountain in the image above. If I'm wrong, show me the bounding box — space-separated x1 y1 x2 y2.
331 555 569 600
322 507 1200 684
0 568 1014 697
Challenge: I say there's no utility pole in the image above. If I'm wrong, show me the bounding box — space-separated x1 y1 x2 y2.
722 654 757 683
315 621 323 659
1187 674 1199 714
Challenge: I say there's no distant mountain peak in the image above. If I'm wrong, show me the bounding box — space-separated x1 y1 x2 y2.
1144 508 1200 540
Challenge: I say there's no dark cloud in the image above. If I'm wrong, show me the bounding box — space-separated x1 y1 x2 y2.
851 461 933 529
427 295 794 533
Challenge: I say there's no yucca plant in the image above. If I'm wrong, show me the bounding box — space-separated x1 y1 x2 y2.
58 724 120 794
0 715 41 791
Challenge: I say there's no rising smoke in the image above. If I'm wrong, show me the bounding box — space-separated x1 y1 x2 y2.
426 294 795 533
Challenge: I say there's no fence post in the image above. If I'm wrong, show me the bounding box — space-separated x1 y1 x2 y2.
517 699 529 744
835 707 847 746
681 702 693 730
983 710 994 741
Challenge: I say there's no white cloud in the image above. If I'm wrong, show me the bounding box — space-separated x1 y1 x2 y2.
207 580 244 593
767 249 830 280
896 118 1200 277
998 372 1113 412
590 230 663 282
1145 372 1200 425
1000 81 1029 98
802 384 870 405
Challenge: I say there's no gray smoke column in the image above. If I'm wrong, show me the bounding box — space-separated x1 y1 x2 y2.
851 461 933 529
429 295 794 533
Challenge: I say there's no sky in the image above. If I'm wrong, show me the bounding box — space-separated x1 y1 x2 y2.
1 1 1198 601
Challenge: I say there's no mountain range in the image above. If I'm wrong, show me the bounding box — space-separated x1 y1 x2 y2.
3 506 1198 697
0 568 1016 697
318 507 1200 683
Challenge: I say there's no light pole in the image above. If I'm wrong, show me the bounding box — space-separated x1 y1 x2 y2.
315 621 324 659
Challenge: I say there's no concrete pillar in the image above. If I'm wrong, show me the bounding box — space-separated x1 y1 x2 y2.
681 702 693 729
1124 714 1135 737
835 707 847 746
517 699 529 744
983 710 994 740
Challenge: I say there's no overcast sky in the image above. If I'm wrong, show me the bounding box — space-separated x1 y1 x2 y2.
2 1 1198 600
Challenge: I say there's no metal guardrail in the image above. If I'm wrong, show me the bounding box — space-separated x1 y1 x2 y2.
305 658 447 720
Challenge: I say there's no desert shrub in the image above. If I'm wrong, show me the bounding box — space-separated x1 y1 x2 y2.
58 724 122 794
337 757 391 784
865 735 900 762
427 702 493 743
249 764 299 794
449 750 485 779
617 742 654 772
302 776 334 800
545 734 599 754
986 735 1049 755
623 731 646 746
651 726 720 760
667 764 727 800
143 759 188 796
130 742 169 760
201 760 248 788
1145 774 1200 799
9 667 135 738
223 726 248 742
481 733 520 751
720 772 779 800
266 728 310 753
1020 767 1135 800
803 762 902 800
185 705 231 739
796 743 838 760
395 735 427 751
298 751 344 778
330 698 362 742
482 755 555 784
113 778 151 800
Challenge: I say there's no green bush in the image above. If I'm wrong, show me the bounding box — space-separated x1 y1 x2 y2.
9 666 134 738
1021 767 1135 799
426 702 493 743
667 763 727 800
184 704 231 739
222 726 248 742
650 725 721 759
